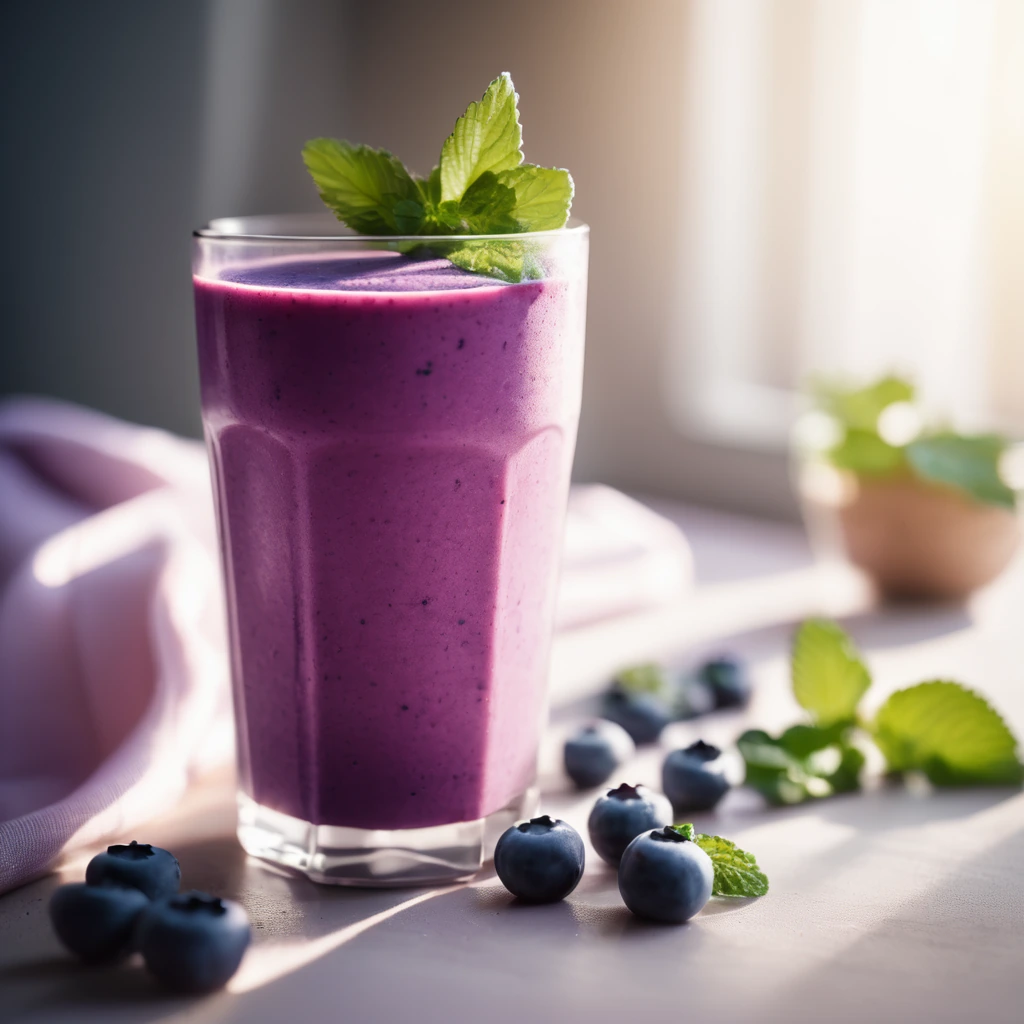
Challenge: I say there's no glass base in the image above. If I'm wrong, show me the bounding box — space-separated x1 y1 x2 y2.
236 788 539 887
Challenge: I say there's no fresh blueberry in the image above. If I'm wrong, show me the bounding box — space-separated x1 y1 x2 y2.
49 882 150 964
618 826 714 924
85 840 180 901
493 815 585 903
662 740 731 812
601 687 672 744
137 891 251 993
564 720 636 789
674 676 716 720
698 655 751 709
587 783 673 866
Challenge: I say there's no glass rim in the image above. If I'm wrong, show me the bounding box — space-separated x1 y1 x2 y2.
195 213 589 244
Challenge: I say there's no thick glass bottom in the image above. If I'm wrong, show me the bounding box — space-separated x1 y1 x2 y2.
237 788 540 887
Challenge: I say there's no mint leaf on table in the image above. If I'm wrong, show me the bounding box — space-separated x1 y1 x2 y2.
669 823 696 841
302 139 426 235
905 434 1016 511
615 663 670 696
791 620 871 727
439 72 523 203
873 681 1023 786
738 726 864 806
692 833 769 897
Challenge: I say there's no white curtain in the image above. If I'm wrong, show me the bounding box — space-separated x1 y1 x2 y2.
671 0 1024 447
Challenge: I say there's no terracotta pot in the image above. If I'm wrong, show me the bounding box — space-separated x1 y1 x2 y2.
814 472 1021 601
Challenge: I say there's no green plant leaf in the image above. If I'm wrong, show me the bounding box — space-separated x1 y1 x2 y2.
873 680 1023 786
815 375 915 432
442 238 543 284
792 620 871 727
440 72 523 204
738 727 864 805
453 172 520 233
615 663 670 696
693 834 769 897
669 823 696 841
828 428 905 476
302 139 425 235
905 434 1016 510
498 164 574 231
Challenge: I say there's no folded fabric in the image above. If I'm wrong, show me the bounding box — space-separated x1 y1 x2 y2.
0 397 691 893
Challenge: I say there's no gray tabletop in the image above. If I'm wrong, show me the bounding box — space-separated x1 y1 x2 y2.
3 502 1023 1024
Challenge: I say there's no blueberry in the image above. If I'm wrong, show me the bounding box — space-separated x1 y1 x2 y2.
698 655 751 709
601 688 672 744
674 676 716 720
618 826 714 924
587 783 673 866
85 840 180 901
49 882 150 964
564 720 636 789
662 740 731 812
493 815 585 903
137 891 251 993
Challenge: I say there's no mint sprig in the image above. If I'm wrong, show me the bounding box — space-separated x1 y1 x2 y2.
671 827 769 898
792 619 871 727
739 619 1023 805
302 73 574 282
873 681 1023 785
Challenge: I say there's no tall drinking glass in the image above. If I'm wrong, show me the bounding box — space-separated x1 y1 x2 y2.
193 215 589 885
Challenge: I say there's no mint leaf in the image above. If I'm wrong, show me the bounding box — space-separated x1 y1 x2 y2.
498 164 574 232
828 428 905 476
615 663 670 696
302 139 425 235
905 434 1016 510
443 238 542 284
454 172 519 233
693 834 769 897
792 620 871 727
670 823 696 842
873 681 1023 786
440 73 523 204
816 375 915 432
738 727 864 805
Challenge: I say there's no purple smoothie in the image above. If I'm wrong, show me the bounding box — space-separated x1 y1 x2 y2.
194 252 585 830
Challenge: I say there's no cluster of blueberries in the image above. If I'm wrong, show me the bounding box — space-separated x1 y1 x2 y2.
492 656 751 922
598 655 751 748
494 783 716 924
49 841 251 993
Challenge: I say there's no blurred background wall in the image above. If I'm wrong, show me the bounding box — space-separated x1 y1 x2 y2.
3 0 1022 518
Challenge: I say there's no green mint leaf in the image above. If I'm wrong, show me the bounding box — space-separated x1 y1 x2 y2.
873 681 1023 786
454 172 520 233
670 823 696 842
738 727 864 805
828 428 905 476
905 434 1016 510
302 138 424 235
443 238 543 284
792 620 871 727
816 375 915 432
440 72 523 204
615 663 669 696
694 834 769 897
497 164 574 232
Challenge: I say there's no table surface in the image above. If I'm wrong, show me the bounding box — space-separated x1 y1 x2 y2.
3 501 1023 1024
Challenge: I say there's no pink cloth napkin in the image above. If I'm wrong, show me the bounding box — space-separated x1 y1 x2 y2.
0 397 691 894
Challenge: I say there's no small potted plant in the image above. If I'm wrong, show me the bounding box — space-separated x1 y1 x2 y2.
794 375 1021 601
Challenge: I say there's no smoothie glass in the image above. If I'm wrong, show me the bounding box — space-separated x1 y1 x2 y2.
193 214 588 885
